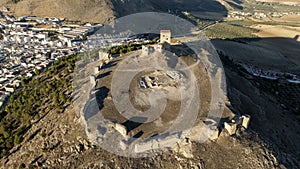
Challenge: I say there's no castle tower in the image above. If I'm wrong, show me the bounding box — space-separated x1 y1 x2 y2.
160 30 171 44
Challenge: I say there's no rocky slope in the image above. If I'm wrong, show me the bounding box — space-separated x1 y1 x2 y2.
0 104 280 168
0 40 295 169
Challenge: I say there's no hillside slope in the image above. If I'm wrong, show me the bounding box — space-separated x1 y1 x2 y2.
0 0 231 23
0 0 116 23
0 51 279 169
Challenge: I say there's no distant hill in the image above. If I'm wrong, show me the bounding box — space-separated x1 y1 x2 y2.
1 0 298 23
0 0 115 23
0 0 233 23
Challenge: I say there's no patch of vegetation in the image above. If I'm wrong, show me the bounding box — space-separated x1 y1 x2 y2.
243 1 300 13
273 3 300 13
107 38 158 55
40 131 47 138
11 0 21 3
28 164 35 169
0 54 77 158
107 44 142 55
41 30 61 38
204 20 259 39
18 163 26 169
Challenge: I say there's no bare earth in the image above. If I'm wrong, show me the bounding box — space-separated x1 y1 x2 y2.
253 25 300 41
0 0 115 23
256 0 300 5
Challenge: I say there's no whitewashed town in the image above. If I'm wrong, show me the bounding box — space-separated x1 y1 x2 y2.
0 7 161 109
227 10 300 20
0 7 103 108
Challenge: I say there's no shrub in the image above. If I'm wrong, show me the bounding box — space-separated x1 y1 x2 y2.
41 131 47 138
14 135 23 145
19 163 26 169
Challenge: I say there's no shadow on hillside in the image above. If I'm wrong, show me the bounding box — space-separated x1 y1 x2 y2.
233 35 300 51
213 36 300 168
237 36 300 58
211 36 300 74
113 0 233 22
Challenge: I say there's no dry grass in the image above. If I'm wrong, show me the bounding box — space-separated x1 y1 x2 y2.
253 24 300 41
255 0 300 5
0 0 115 23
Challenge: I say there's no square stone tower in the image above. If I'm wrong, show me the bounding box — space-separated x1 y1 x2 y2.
160 30 171 44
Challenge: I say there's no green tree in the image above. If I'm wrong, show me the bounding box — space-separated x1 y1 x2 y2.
1 149 8 157
14 135 23 145
19 163 26 169
59 93 67 103
34 69 40 75
53 92 59 106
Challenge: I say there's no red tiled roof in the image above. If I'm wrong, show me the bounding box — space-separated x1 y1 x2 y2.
160 30 171 33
